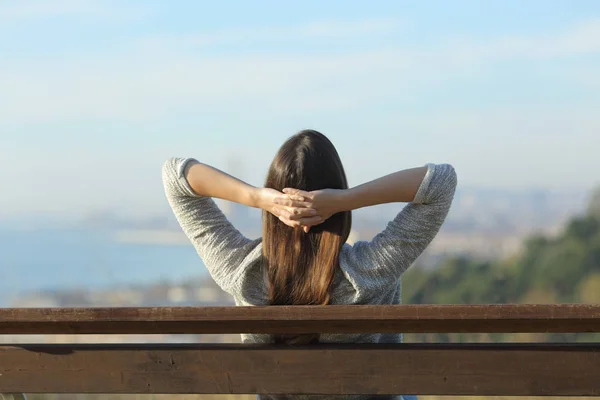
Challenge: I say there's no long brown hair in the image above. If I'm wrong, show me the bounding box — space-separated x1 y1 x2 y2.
263 130 352 344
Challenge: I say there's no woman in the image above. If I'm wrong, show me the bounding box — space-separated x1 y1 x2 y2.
162 129 457 399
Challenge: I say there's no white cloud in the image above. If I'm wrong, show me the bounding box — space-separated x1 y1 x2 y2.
0 17 599 125
0 49 408 122
435 18 600 66
139 18 404 49
339 106 598 192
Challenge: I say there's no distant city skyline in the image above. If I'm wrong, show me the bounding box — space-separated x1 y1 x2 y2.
1 0 599 218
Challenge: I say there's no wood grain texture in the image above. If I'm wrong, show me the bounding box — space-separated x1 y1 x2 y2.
1 304 600 334
1 343 599 395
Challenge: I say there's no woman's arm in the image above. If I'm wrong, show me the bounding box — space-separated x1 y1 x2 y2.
184 161 260 208
342 166 429 210
163 158 320 293
276 165 429 228
347 164 457 287
163 158 256 294
164 158 278 293
276 164 457 289
185 161 320 227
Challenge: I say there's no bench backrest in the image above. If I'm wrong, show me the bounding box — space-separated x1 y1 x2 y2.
1 304 600 396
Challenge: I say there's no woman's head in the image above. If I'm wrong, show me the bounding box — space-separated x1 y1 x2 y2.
262 130 352 344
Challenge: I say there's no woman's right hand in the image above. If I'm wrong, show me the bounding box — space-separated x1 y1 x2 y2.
276 188 346 232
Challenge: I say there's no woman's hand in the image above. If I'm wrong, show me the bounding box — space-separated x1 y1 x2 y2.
256 188 322 229
275 188 346 232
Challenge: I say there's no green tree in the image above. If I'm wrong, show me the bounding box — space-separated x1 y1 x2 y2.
588 187 600 218
578 273 600 304
403 200 600 343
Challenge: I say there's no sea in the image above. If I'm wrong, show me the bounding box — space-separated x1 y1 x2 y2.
0 227 208 306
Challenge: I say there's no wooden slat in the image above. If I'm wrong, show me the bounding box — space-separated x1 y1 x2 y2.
1 304 600 334
1 343 599 395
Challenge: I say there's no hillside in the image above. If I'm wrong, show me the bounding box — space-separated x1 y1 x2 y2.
403 191 600 343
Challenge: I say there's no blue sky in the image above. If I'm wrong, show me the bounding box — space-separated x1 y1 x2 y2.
0 0 599 218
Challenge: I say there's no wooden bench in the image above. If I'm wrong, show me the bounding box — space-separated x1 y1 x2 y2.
1 304 600 396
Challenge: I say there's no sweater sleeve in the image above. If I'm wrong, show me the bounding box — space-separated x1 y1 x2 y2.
162 157 260 294
341 163 457 291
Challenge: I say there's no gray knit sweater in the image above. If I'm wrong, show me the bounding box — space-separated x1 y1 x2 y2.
162 157 457 400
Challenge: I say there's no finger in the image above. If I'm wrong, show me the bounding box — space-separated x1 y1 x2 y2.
278 215 301 228
283 188 312 198
273 207 294 220
287 194 306 202
273 193 305 202
274 208 291 219
286 207 317 220
276 208 312 222
273 197 312 208
296 215 323 226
